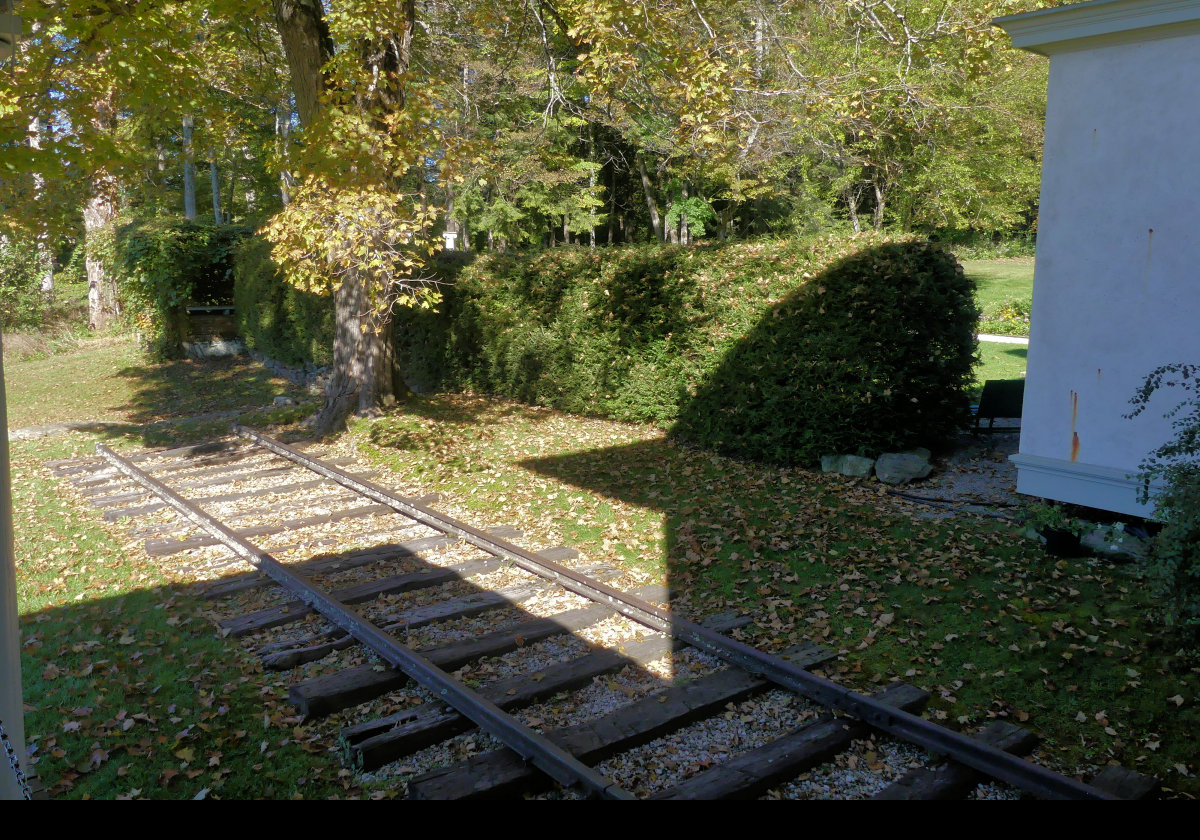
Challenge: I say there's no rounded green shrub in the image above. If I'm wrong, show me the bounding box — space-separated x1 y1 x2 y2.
1145 473 1200 639
671 240 979 465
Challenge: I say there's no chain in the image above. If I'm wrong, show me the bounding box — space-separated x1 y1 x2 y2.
0 718 32 800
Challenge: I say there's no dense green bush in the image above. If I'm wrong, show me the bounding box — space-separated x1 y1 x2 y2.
92 217 251 357
672 240 979 464
398 239 861 424
1144 476 1200 639
232 235 335 368
0 236 49 329
1128 363 1200 641
396 236 978 465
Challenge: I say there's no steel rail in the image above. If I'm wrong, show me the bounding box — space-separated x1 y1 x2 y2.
234 425 1117 800
94 443 635 801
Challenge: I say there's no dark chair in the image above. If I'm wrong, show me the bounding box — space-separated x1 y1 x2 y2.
972 379 1024 434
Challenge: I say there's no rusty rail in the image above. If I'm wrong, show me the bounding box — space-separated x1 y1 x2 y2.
232 424 1116 800
95 442 636 800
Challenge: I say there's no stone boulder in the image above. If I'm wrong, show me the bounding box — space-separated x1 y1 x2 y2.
1081 526 1148 563
820 454 876 478
875 449 933 485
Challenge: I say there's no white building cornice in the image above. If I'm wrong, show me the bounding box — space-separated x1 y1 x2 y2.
995 0 1200 55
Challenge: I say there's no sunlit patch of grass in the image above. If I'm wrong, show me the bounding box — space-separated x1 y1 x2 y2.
973 343 1028 400
4 336 307 432
5 339 145 428
963 259 1035 313
10 436 365 799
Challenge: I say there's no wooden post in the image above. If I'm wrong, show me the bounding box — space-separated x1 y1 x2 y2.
0 331 29 800
0 0 29 801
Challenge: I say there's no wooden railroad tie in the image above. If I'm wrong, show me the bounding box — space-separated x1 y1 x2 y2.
58 433 1161 799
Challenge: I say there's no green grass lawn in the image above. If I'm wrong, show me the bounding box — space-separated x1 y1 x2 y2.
966 258 1033 387
5 338 144 429
964 258 1035 338
7 321 1197 800
962 258 1035 312
11 434 359 799
4 336 314 443
350 394 1199 797
5 341 357 799
976 341 1028 388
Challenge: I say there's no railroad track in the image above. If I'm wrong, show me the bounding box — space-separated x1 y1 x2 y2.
47 428 1159 800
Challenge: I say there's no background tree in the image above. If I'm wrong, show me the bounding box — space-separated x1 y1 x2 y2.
1 0 1050 429
1 0 291 327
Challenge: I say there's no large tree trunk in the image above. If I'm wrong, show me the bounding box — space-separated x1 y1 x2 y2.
272 0 414 436
271 0 333 127
84 176 119 330
85 91 120 330
310 273 402 433
182 115 197 220
636 155 664 242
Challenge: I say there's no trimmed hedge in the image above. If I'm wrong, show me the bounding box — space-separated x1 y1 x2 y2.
672 241 979 464
232 236 335 369
400 240 827 423
395 236 979 464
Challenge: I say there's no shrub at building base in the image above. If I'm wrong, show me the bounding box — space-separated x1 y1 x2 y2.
670 240 979 465
1144 475 1200 639
1128 363 1200 643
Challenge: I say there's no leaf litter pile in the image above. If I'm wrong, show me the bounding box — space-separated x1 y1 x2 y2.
11 391 1200 798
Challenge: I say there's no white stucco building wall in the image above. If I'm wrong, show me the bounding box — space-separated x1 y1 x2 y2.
996 0 1200 516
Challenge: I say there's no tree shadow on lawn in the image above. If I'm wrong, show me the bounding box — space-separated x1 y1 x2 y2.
396 392 553 429
19 426 1197 797
113 354 306 426
17 580 336 799
17 523 708 799
514 434 1200 797
16 437 701 799
518 436 887 619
